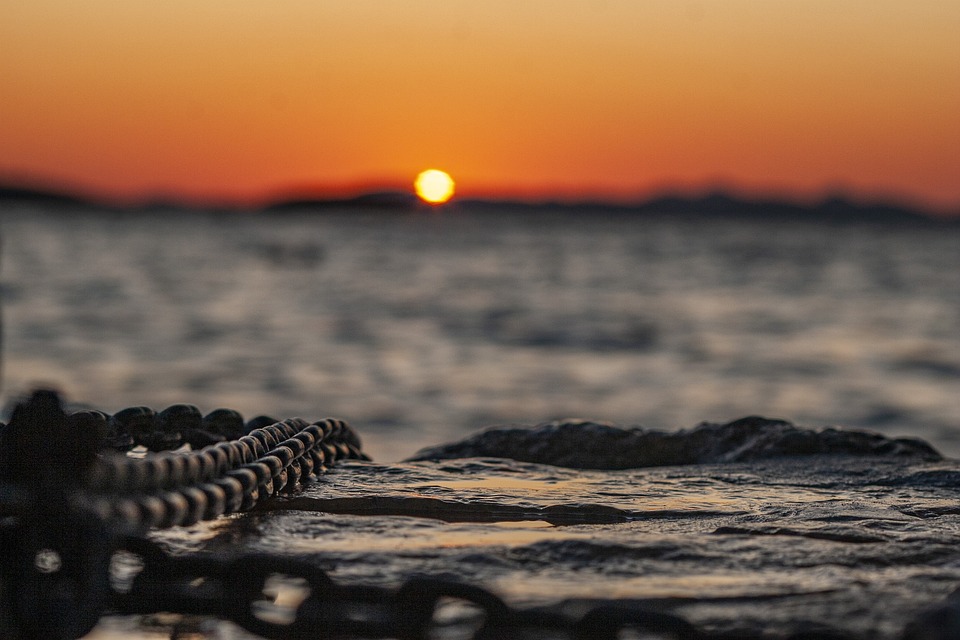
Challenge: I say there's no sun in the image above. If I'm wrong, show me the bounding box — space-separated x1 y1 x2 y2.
414 169 455 204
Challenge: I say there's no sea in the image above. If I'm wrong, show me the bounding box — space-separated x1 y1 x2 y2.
1 203 959 462
4 202 960 639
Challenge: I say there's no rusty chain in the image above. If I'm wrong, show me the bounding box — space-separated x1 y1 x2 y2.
83 415 366 534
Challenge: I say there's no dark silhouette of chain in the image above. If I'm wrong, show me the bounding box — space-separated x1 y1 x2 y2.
0 390 368 535
0 389 369 638
106 537 704 640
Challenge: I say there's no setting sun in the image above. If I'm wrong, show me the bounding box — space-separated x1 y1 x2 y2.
414 169 455 204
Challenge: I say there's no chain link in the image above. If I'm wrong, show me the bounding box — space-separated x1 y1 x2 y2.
1 391 368 534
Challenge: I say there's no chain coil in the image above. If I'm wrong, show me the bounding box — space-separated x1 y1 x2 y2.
82 416 366 533
0 390 369 638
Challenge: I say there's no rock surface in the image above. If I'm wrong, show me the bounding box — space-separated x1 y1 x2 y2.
407 417 942 468
87 420 960 639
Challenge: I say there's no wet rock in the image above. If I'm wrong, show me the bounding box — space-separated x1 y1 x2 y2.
70 413 957 640
407 416 942 469
132 454 960 640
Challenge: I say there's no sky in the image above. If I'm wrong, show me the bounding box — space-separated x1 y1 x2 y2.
2 1 959 212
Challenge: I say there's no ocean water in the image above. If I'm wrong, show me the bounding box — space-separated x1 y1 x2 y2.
1 204 959 461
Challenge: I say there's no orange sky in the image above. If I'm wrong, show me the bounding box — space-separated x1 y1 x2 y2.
2 1 959 211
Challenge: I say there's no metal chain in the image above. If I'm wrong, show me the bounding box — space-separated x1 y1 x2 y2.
0 390 368 638
83 416 366 534
1 391 368 534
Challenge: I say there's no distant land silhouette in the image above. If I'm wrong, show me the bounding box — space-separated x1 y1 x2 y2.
1 182 957 224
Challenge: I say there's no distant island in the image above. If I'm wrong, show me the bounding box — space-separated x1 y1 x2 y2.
1 182 957 224
453 192 956 225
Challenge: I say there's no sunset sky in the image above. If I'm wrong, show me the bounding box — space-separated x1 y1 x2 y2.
2 1 959 211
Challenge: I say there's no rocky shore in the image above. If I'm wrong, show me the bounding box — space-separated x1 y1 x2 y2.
407 416 943 468
94 418 960 639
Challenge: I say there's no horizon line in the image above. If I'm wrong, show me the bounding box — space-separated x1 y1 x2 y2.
1 174 959 220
